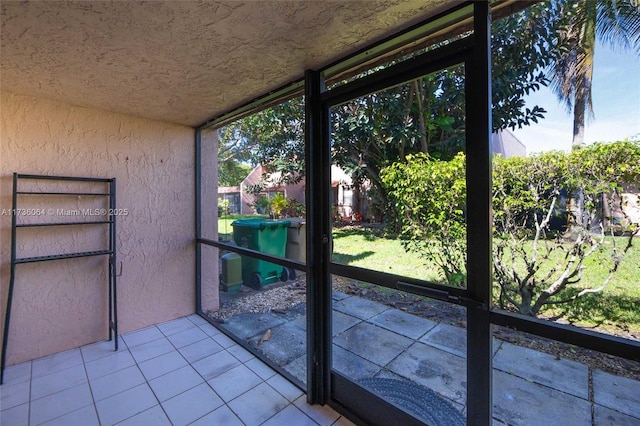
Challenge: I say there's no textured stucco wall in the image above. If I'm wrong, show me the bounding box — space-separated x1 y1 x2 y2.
1 0 449 126
0 92 201 365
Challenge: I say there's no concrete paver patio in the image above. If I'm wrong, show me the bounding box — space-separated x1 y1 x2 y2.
225 293 640 426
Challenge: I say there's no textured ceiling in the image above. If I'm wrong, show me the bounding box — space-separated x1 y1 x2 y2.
1 0 455 127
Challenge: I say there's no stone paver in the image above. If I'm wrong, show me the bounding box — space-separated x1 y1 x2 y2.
332 345 382 380
387 341 466 405
332 310 361 336
333 296 389 320
332 291 350 301
593 369 640 418
420 323 467 358
492 369 592 426
220 312 285 340
291 314 306 331
594 404 640 426
254 322 306 364
368 309 437 340
221 296 640 426
291 310 361 337
493 341 589 399
334 322 413 367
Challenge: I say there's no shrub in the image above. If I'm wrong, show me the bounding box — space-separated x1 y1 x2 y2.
382 141 640 315
381 152 467 287
280 197 305 218
270 193 287 218
253 195 271 215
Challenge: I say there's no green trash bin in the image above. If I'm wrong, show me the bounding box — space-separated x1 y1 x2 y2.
231 218 290 289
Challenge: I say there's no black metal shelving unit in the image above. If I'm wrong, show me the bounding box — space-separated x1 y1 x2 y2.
1 173 118 384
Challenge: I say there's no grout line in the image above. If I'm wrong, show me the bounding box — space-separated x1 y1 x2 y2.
121 326 165 350
106 340 167 426
588 368 595 426
149 325 228 421
25 317 309 426
28 360 33 426
78 346 101 426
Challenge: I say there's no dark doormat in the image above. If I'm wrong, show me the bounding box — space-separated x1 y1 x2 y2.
359 378 465 426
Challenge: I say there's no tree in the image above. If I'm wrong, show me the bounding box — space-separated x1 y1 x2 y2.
218 3 561 217
219 97 305 192
382 141 640 314
547 0 640 149
219 161 252 187
492 142 639 315
218 119 259 188
330 65 467 223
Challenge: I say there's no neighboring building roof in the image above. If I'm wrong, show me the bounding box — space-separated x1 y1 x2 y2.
218 186 240 194
492 129 526 158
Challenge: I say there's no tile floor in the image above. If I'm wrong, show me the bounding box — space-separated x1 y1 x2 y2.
0 314 355 426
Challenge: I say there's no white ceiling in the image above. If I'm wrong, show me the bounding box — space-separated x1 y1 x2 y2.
1 0 456 127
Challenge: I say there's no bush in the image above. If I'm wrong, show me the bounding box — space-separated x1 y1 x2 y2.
218 198 230 217
382 152 467 286
253 195 271 215
280 197 305 218
270 193 287 218
382 141 640 315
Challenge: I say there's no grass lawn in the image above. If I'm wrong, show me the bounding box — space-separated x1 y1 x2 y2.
332 226 443 282
540 238 640 336
332 226 640 336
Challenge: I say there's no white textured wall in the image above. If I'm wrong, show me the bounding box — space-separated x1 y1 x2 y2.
0 92 202 365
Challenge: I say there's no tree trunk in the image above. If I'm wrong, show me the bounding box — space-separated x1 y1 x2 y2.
519 288 535 316
413 80 428 153
572 93 586 149
353 182 362 218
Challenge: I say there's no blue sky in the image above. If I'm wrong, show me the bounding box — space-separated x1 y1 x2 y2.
511 41 640 154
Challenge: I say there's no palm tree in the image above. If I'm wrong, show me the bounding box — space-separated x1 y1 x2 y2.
549 0 640 149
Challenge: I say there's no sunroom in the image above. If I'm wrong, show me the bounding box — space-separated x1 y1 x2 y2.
1 1 639 425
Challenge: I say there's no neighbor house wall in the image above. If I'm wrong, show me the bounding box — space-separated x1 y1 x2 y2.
602 183 640 232
0 92 202 365
240 165 263 214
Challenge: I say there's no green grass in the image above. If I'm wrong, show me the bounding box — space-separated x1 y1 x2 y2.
332 227 443 282
539 238 640 335
332 226 640 335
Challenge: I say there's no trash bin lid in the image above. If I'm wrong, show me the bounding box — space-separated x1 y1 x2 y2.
266 220 290 229
231 218 266 229
231 218 290 229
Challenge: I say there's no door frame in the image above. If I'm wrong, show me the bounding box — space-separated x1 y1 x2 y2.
305 3 492 423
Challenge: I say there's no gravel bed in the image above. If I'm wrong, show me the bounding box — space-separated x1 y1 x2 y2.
208 282 306 320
